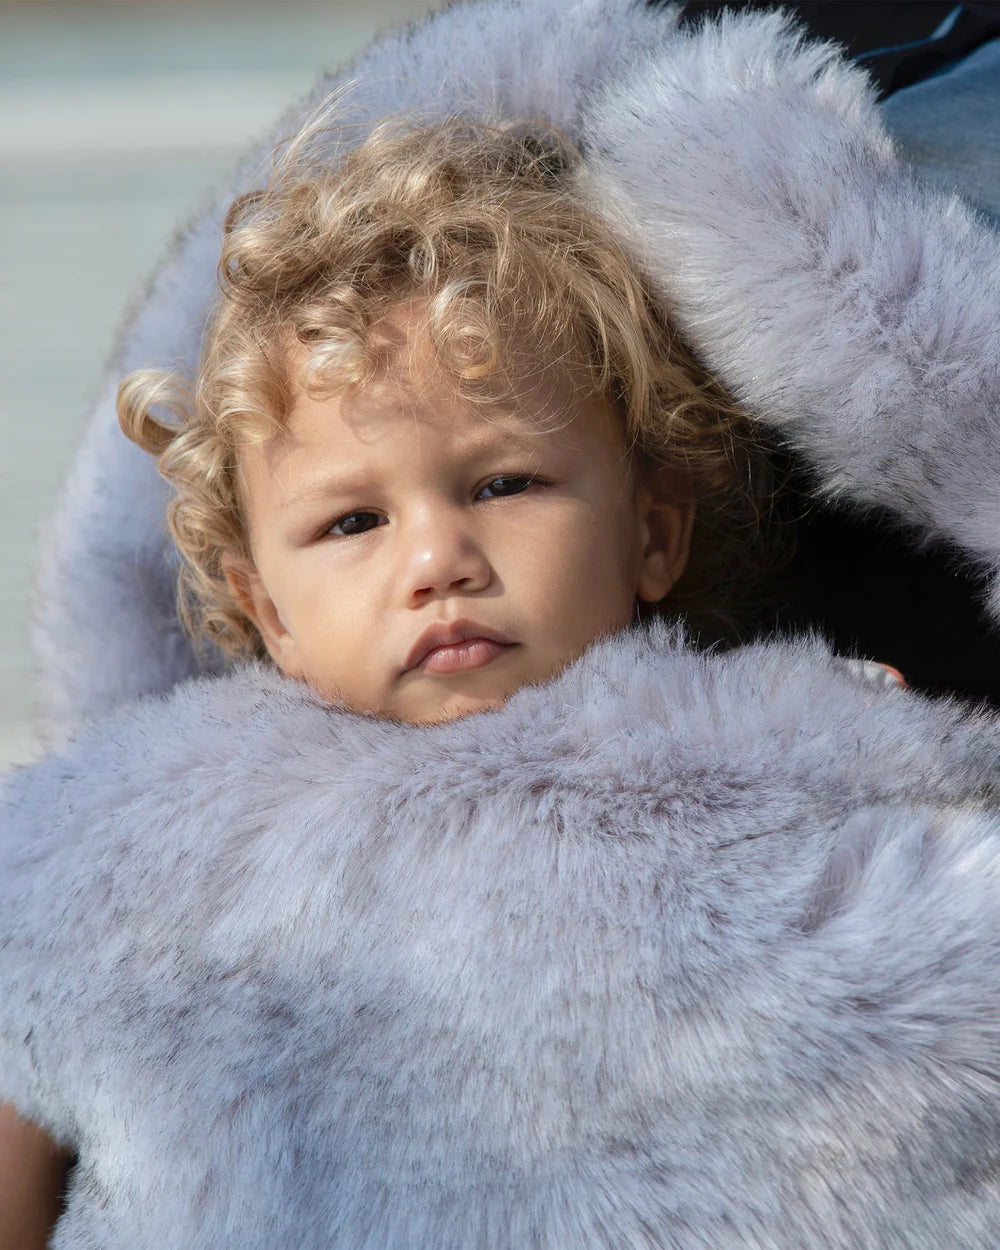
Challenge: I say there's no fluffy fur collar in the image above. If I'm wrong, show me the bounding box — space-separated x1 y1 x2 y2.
6 625 1000 1247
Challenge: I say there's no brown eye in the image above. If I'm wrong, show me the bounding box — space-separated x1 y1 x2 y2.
326 510 385 537
477 475 536 500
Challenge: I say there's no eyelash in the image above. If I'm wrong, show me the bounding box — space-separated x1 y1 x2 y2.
477 473 540 500
321 475 544 538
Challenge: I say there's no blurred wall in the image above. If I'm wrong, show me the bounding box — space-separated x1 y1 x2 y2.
0 0 437 765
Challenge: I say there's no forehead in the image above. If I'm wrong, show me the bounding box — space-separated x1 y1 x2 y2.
265 384 546 487
269 307 618 452
256 364 618 480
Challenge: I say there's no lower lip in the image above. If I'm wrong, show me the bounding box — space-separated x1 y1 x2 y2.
417 638 512 675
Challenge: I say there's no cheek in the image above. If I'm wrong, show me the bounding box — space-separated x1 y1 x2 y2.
270 567 370 683
521 501 640 630
277 549 366 633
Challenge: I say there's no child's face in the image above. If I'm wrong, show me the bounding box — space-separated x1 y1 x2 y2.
227 319 691 724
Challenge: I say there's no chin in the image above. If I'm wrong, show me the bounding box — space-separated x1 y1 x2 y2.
412 696 509 726
393 657 582 725
308 682 512 726
398 686 518 726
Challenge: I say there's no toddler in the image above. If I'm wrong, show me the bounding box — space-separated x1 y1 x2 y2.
120 118 772 722
0 116 774 1245
10 6 1000 1242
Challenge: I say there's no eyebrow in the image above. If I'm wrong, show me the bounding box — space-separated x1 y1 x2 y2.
275 473 374 512
272 420 550 512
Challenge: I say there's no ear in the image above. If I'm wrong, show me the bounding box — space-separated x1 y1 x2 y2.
633 469 694 604
221 551 304 679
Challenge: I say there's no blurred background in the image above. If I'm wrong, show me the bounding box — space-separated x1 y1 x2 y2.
0 0 436 766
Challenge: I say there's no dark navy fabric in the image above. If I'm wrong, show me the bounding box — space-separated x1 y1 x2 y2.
857 3 1000 96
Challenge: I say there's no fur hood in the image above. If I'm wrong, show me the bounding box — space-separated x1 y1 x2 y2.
32 0 1000 739
9 0 1000 1245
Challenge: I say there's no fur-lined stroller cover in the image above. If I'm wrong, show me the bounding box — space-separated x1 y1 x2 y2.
7 2 1000 1246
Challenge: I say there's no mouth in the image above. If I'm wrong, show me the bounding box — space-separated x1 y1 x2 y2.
404 621 516 676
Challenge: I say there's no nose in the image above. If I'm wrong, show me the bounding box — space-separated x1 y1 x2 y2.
398 504 493 604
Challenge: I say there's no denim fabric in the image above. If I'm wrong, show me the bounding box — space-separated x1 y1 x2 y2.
882 36 1000 222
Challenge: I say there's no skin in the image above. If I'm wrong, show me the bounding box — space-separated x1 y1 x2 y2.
226 322 693 724
0 1103 71 1249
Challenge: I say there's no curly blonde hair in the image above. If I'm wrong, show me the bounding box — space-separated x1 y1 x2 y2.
119 116 776 659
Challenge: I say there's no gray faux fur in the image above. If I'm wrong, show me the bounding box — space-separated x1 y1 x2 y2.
10 0 1000 1245
7 626 1000 1249
578 11 1000 585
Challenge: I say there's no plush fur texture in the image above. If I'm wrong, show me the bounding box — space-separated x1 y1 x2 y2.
578 11 1000 585
7 626 1000 1249
11 0 1000 1245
